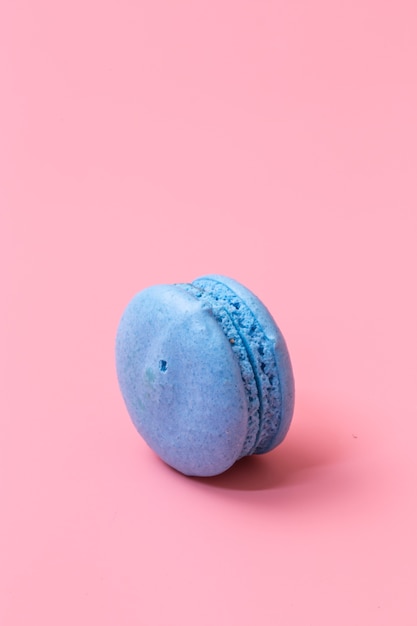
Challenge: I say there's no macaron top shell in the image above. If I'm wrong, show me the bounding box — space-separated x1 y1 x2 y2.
115 284 248 476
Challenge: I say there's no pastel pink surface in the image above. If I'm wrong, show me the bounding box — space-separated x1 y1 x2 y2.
1 2 416 625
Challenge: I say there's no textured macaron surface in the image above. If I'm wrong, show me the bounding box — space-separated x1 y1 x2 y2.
189 276 294 454
115 275 294 476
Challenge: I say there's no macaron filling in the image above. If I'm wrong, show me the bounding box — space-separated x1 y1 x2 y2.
177 277 282 457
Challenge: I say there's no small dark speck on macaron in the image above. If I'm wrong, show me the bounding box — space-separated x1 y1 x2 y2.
352 434 358 438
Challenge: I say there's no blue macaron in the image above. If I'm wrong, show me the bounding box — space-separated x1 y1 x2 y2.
115 275 295 476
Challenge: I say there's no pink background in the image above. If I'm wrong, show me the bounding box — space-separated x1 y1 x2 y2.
1 1 416 624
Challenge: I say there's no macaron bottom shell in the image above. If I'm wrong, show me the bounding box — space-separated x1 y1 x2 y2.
193 275 295 454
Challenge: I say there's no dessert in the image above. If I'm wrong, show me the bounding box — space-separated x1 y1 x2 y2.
115 275 295 476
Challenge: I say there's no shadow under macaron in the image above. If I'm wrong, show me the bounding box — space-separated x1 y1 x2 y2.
189 396 354 491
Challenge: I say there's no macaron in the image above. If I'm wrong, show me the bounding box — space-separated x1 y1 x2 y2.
115 275 295 477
